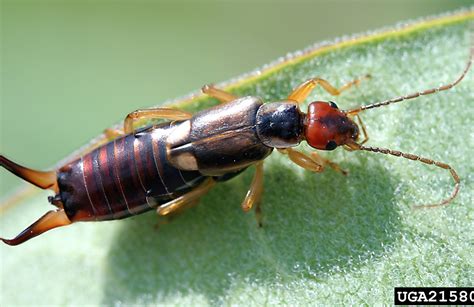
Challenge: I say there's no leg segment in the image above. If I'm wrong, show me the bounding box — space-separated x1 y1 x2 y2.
288 74 371 104
156 178 215 216
241 162 263 218
124 108 192 134
154 199 201 229
310 152 348 176
279 148 347 175
278 148 323 173
104 128 124 140
241 162 264 226
354 115 369 145
202 84 238 103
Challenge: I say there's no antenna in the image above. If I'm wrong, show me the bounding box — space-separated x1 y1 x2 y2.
347 142 460 208
346 47 473 116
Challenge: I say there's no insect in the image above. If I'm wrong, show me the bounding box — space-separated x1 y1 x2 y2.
1 50 471 246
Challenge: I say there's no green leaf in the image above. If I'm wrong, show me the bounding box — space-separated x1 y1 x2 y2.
1 12 473 305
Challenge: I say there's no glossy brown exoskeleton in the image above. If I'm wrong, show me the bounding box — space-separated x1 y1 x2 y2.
1 50 471 246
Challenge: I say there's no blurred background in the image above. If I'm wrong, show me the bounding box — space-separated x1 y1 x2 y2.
1 0 471 196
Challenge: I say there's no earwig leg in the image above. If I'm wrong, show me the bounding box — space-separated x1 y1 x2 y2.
278 148 324 173
241 162 264 227
310 152 348 176
104 128 125 140
202 84 238 103
124 108 193 134
337 74 372 93
0 209 71 246
160 198 201 219
0 155 58 192
354 115 369 144
288 74 371 104
279 148 347 175
177 198 201 213
156 178 215 216
154 199 200 229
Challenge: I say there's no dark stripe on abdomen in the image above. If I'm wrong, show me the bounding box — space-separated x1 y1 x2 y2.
83 148 112 218
135 132 169 196
97 144 124 218
92 147 114 217
116 135 149 214
103 140 129 218
79 153 98 218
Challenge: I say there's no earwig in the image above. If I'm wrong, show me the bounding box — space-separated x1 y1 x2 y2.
1 48 471 246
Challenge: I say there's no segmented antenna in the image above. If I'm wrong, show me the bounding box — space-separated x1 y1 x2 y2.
344 41 473 207
350 142 460 208
346 47 473 115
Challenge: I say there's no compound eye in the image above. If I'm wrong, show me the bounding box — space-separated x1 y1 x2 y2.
329 101 339 109
325 140 337 150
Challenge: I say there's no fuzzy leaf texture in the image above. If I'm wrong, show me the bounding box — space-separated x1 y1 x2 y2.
1 11 473 306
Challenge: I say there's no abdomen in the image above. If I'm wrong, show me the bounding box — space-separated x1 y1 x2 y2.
58 124 206 222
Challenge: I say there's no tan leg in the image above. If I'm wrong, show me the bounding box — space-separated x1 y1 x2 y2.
310 152 348 176
154 199 200 229
288 74 371 104
278 148 323 173
124 107 192 134
103 128 125 140
202 84 238 103
241 162 264 226
156 178 215 216
354 114 369 145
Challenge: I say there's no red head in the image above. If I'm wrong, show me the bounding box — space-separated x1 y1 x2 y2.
304 101 359 150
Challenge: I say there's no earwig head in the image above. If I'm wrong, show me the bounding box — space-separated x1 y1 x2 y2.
304 101 359 150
